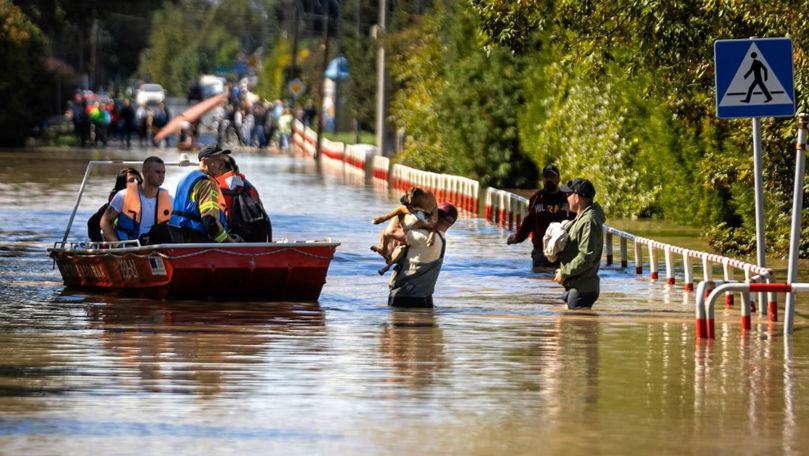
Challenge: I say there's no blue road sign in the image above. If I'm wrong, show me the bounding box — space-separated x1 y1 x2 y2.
714 38 794 119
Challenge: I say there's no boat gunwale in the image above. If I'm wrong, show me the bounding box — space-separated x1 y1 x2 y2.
48 241 342 256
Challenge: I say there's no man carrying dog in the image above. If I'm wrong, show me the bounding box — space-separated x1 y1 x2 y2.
388 202 458 308
169 144 234 243
507 164 575 271
553 178 606 310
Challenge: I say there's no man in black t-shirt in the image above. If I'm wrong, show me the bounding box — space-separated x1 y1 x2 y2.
507 164 575 272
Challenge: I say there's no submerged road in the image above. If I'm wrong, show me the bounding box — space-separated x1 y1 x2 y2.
0 147 807 454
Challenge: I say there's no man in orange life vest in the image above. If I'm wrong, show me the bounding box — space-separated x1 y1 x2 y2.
507 164 575 272
169 144 234 243
100 156 173 244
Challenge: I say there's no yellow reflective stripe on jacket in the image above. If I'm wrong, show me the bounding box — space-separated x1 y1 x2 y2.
199 201 220 212
213 230 228 242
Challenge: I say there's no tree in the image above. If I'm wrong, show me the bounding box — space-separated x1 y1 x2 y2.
0 0 59 145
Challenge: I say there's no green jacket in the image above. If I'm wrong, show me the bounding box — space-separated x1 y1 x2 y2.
558 202 606 293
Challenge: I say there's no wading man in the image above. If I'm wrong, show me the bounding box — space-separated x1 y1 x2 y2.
553 178 606 310
507 164 574 272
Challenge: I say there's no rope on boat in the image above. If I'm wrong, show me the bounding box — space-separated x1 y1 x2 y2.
63 246 335 261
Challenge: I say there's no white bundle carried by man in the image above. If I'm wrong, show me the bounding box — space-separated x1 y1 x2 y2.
543 220 575 262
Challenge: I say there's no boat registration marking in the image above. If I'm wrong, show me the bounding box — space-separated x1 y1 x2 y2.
119 258 139 281
148 256 167 276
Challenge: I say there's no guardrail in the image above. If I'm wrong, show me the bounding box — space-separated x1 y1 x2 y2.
372 155 390 181
484 187 529 230
695 282 807 338
389 164 479 213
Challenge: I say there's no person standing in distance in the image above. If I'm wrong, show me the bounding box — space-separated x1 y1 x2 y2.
507 164 574 272
553 178 606 310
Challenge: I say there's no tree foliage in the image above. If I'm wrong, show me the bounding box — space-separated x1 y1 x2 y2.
464 0 809 257
0 0 59 145
388 4 538 188
138 0 278 95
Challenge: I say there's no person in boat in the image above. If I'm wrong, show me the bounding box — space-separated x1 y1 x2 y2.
216 155 272 242
388 202 458 308
168 144 234 243
87 168 142 242
99 156 173 245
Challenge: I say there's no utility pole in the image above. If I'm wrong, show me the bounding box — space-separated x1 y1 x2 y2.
315 1 332 161
290 0 301 83
334 0 344 132
374 0 388 155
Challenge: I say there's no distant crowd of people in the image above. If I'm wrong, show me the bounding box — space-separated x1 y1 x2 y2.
66 93 171 149
66 82 318 151
211 82 315 151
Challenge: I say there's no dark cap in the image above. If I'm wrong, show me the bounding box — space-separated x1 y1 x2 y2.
437 202 458 223
198 144 231 160
559 178 596 198
542 164 560 177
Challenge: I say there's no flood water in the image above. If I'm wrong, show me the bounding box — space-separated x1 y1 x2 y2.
1 147 809 454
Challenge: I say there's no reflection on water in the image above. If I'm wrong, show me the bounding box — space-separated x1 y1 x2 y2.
87 300 326 396
1 147 809 454
379 309 445 388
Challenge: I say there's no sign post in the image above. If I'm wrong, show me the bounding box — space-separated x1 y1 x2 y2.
714 37 795 330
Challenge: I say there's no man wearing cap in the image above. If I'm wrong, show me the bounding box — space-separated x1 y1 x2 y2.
168 144 234 243
553 178 606 309
388 202 458 308
507 164 575 271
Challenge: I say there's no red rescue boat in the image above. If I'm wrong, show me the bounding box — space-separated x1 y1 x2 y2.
49 159 340 301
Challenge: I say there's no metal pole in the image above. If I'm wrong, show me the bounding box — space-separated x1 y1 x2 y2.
291 1 300 81
315 2 332 161
752 117 767 312
785 113 807 334
374 0 388 156
61 162 96 246
334 0 344 132
60 160 195 246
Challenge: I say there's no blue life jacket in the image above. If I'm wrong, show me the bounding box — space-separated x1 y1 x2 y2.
169 170 228 237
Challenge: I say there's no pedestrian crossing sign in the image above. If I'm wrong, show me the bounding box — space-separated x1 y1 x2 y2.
715 38 794 119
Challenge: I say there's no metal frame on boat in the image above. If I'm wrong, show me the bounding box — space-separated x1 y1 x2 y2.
48 159 340 300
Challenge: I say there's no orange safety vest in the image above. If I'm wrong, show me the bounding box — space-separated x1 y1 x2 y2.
115 183 172 240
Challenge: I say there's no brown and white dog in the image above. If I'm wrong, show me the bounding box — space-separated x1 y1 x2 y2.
371 187 439 275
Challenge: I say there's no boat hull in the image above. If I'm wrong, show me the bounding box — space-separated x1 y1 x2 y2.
48 242 339 301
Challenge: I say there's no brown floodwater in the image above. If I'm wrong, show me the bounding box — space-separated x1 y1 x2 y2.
1 146 808 454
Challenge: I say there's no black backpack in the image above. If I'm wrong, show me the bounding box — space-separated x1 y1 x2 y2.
229 189 272 242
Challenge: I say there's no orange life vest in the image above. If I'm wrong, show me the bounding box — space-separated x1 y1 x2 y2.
115 183 172 240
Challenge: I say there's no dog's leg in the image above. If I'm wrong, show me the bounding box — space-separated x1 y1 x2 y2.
379 245 407 275
372 206 407 225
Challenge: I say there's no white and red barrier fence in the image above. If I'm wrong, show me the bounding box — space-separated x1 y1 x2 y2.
372 155 390 181
344 144 376 174
320 137 345 163
695 282 809 338
389 164 479 213
292 120 306 155
484 187 528 230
